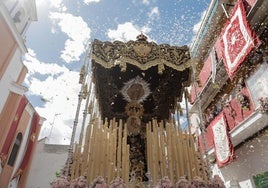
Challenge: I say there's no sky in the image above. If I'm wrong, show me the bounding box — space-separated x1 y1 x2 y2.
23 0 210 145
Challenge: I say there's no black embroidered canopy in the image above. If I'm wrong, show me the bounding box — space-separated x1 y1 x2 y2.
91 34 192 122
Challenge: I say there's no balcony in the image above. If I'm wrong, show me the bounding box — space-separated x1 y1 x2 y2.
190 0 268 113
198 86 268 157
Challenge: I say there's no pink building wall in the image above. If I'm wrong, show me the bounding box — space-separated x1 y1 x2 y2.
0 16 18 80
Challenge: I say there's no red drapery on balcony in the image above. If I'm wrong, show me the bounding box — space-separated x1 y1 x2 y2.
199 86 255 154
211 112 235 167
223 87 255 130
198 124 214 152
244 0 258 10
189 86 202 104
199 54 212 86
220 0 261 78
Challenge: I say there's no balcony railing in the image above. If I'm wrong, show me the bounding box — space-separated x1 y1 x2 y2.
199 86 255 152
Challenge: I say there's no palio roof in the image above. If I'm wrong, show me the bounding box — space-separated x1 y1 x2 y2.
91 34 192 122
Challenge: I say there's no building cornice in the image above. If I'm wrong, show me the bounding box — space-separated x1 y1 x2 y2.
10 81 28 95
190 0 219 57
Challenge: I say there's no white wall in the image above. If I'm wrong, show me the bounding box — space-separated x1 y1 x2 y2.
26 139 69 188
0 48 23 113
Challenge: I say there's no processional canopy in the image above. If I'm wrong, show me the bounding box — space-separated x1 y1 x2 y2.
65 34 210 186
91 33 192 123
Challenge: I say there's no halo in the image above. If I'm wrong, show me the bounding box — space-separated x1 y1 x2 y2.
120 76 151 103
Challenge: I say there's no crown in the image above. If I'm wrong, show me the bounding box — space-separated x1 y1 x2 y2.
136 33 148 41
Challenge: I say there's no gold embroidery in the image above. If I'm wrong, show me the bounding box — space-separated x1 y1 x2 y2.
92 34 191 73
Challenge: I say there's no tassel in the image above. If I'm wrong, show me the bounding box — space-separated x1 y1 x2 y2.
158 63 165 74
120 61 127 72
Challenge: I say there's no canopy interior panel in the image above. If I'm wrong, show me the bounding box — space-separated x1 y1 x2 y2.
91 34 192 122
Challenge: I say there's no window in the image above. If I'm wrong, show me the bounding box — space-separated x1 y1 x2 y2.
13 10 22 23
246 63 268 108
7 132 22 166
13 8 25 24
